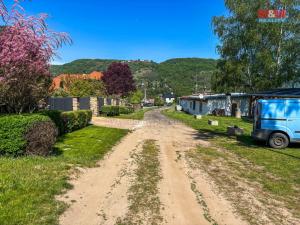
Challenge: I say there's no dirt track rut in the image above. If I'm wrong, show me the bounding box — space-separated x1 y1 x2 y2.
59 109 247 225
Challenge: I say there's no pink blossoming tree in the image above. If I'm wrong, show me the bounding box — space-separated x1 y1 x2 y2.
0 0 71 113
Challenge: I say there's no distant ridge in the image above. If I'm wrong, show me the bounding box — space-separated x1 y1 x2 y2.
51 58 217 96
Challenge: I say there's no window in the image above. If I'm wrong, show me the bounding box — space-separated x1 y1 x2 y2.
199 102 203 113
193 101 196 110
190 101 193 109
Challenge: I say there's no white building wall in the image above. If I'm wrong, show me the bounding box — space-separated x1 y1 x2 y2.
180 96 250 117
206 99 227 114
231 96 250 116
165 98 175 104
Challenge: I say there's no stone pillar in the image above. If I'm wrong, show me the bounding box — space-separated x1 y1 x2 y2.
90 97 99 116
72 97 79 111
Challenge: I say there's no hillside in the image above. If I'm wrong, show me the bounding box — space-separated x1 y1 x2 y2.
51 59 158 76
51 58 217 97
156 58 217 96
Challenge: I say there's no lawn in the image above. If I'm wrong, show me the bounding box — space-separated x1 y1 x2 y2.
0 125 128 225
163 108 300 220
115 107 154 120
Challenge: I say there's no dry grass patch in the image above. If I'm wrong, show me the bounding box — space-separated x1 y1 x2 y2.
117 140 162 225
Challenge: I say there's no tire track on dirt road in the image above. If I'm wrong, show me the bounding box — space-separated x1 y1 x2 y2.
59 109 246 225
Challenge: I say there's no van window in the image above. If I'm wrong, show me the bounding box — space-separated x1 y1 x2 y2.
286 101 300 118
261 101 285 118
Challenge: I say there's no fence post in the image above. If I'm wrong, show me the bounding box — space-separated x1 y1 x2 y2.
72 97 79 111
90 97 99 116
103 98 107 106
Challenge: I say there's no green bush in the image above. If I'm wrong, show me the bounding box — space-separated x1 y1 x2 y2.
154 97 164 106
41 110 92 134
0 114 57 156
41 110 64 134
101 106 120 116
119 106 134 115
100 106 134 116
61 110 92 133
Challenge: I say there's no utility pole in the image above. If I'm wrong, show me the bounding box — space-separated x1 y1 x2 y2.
194 74 199 94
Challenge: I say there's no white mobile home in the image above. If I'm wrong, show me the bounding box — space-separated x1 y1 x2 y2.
179 93 250 117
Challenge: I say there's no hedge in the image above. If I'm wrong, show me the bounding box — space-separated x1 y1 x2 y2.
101 106 134 116
101 106 120 116
119 106 134 115
0 114 57 156
41 110 92 134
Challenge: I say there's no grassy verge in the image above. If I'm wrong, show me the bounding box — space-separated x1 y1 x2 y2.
117 140 162 225
0 126 128 225
115 108 154 120
163 109 300 221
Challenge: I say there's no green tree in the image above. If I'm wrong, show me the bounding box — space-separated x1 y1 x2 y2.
154 96 164 106
212 0 300 92
129 90 144 104
51 88 69 97
69 79 106 97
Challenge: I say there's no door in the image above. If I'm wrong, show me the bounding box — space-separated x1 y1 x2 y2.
231 103 237 117
286 101 300 140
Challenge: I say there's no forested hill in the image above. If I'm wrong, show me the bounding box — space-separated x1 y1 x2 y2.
156 58 217 96
50 59 158 76
51 58 217 96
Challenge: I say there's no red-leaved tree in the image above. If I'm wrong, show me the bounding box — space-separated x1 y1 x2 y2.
102 62 136 97
0 0 71 113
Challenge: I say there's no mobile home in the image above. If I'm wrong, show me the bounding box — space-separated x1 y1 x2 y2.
179 93 250 117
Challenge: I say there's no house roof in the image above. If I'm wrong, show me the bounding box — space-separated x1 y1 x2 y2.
180 89 300 101
163 93 175 98
180 93 248 101
251 88 300 98
51 71 103 90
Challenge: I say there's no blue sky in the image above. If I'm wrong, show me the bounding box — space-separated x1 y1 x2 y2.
18 0 227 64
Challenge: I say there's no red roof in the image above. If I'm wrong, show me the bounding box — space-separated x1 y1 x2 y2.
51 71 103 90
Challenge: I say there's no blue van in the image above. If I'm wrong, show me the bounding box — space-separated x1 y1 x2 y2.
252 99 300 149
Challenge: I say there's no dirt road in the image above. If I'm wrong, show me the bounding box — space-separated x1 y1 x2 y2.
59 109 247 225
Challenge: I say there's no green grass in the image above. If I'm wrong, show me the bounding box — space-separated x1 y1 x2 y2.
115 108 154 120
163 109 300 218
0 126 128 225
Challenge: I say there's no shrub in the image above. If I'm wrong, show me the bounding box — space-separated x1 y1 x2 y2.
0 114 57 156
100 106 134 116
41 110 64 134
101 106 120 116
42 110 92 134
119 106 134 115
61 110 92 133
154 97 164 106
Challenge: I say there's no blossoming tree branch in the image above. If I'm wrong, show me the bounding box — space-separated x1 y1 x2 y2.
0 0 71 113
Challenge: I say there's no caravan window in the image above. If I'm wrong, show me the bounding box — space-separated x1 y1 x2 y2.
193 101 196 110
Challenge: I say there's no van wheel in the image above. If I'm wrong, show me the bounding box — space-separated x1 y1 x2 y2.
269 133 289 149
